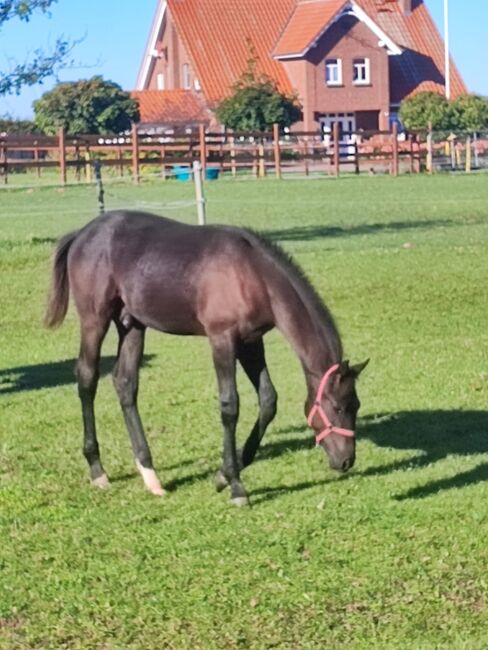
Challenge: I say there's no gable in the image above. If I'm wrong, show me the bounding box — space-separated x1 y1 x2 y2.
274 0 401 59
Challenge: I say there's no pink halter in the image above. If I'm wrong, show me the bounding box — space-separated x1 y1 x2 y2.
307 363 355 445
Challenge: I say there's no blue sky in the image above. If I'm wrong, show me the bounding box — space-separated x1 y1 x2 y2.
0 0 485 119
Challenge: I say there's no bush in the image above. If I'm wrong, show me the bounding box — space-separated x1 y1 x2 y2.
215 59 301 132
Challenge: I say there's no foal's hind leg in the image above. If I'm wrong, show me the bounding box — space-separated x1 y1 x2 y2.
113 321 165 496
215 338 277 492
77 321 110 488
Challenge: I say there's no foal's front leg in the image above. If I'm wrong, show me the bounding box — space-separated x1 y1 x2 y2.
210 334 249 506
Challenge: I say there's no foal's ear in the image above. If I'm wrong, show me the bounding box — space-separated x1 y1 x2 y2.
350 359 369 378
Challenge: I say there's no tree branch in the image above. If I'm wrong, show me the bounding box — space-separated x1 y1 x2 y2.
0 38 74 95
0 0 59 27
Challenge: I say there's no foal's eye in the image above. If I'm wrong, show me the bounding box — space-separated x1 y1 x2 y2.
334 406 344 415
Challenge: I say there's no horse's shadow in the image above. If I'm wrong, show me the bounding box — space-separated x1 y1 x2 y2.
251 410 488 501
262 218 460 244
358 410 488 500
0 355 155 394
125 409 488 502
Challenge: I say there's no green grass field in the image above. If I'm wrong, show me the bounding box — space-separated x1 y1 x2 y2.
1 174 488 649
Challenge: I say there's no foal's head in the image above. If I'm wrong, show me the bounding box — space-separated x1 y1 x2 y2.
307 360 368 473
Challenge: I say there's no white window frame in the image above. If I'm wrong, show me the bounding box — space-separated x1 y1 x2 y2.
182 63 191 90
353 58 370 85
325 58 342 86
156 72 165 90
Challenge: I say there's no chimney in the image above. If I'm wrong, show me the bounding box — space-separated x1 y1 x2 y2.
399 0 412 15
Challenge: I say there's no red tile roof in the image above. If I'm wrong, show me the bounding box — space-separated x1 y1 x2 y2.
131 90 211 125
142 0 466 114
167 0 297 104
274 0 349 58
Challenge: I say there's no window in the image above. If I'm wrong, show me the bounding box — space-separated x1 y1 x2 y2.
325 59 342 86
353 58 370 85
182 63 191 89
156 73 165 90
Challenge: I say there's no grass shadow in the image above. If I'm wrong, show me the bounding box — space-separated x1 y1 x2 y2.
0 354 155 395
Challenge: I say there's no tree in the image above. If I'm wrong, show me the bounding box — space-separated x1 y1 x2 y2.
215 58 301 132
33 76 140 135
0 115 38 133
399 91 451 131
448 94 488 132
0 1 74 96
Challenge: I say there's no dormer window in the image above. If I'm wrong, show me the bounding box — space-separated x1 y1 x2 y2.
325 58 342 86
353 58 370 85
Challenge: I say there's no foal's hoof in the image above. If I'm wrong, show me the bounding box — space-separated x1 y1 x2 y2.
136 460 166 497
231 495 250 507
215 469 229 493
91 474 110 489
147 484 167 497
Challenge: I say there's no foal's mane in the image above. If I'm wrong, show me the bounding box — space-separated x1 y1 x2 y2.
241 228 343 358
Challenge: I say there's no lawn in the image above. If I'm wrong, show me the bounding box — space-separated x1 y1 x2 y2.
1 173 487 649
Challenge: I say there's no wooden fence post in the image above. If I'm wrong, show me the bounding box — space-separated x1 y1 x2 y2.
252 145 258 178
199 125 207 176
230 136 237 177
131 123 140 183
391 122 399 176
273 123 281 179
408 135 414 173
258 143 265 177
303 140 309 176
58 127 66 185
426 122 433 174
465 136 471 173
1 142 7 185
34 145 41 178
333 121 340 177
84 148 92 182
161 146 166 180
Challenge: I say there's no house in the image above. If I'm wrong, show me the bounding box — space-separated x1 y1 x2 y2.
135 0 466 136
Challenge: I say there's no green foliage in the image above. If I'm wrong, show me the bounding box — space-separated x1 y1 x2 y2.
0 114 38 133
399 91 451 130
0 1 75 96
33 76 140 135
215 59 301 132
400 91 488 134
1 175 488 648
448 94 488 132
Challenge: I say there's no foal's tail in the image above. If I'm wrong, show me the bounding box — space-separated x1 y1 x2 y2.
44 231 79 329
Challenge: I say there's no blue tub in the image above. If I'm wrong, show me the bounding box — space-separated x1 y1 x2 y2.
172 165 220 181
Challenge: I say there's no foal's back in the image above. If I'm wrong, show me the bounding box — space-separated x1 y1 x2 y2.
68 210 274 338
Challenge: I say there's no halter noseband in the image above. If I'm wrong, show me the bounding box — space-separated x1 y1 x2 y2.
307 363 355 445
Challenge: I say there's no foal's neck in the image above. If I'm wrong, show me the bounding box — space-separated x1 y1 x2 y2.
273 281 342 390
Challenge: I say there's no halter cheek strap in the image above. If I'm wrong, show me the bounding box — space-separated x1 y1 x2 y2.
307 363 355 445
